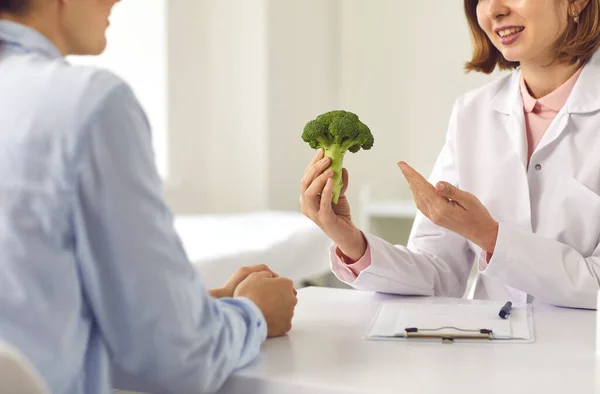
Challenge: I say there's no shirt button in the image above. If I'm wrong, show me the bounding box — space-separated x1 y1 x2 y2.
534 164 542 171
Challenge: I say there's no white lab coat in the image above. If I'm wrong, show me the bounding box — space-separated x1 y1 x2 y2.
332 50 600 309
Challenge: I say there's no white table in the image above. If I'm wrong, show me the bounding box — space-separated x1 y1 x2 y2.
216 287 600 394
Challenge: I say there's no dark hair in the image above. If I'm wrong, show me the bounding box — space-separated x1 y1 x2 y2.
0 0 30 14
463 0 600 74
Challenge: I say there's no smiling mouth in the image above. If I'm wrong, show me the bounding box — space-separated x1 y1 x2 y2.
497 27 525 38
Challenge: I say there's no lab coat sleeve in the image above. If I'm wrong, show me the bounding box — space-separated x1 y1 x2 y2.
331 103 475 298
483 222 600 309
73 82 267 394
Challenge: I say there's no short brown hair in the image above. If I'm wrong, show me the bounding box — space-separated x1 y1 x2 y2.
0 0 30 14
464 0 600 74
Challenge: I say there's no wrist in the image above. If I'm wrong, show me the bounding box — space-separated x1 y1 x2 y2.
478 221 499 253
335 228 367 262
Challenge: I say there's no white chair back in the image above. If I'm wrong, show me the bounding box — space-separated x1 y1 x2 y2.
0 342 50 394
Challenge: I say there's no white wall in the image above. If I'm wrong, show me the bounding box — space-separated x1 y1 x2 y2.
165 0 338 213
167 0 270 213
164 0 208 212
203 0 269 212
167 0 269 213
164 1 504 215
266 0 340 210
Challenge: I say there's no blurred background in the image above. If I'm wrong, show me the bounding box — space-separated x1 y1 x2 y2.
71 0 505 289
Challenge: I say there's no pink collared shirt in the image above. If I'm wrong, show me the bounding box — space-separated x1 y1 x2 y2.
334 67 584 280
521 67 583 163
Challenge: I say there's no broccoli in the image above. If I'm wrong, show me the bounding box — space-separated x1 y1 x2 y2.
302 110 374 204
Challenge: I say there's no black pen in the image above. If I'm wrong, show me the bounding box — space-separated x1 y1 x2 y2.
498 301 512 319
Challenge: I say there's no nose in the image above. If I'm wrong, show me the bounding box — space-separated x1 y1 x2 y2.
486 0 510 20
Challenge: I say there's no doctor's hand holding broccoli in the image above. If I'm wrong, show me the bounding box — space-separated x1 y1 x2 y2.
300 111 373 261
300 110 499 261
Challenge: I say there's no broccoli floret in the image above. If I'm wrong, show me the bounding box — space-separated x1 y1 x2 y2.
302 110 374 204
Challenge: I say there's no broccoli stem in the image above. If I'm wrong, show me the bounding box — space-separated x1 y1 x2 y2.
324 144 345 204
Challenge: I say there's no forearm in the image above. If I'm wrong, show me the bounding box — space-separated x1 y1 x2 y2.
114 294 267 393
334 227 368 262
333 230 474 298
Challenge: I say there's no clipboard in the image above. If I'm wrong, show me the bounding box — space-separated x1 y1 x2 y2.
365 302 534 343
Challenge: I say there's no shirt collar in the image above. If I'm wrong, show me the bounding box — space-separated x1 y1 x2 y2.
520 67 583 113
0 19 62 59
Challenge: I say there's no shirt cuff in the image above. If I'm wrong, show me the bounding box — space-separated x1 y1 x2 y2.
476 249 494 272
233 297 268 342
330 243 372 283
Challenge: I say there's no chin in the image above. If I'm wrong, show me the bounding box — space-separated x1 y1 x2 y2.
499 48 525 63
501 53 521 63
90 40 108 56
70 38 107 56
91 46 107 56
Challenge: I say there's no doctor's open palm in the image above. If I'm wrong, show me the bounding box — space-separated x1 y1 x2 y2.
300 148 367 261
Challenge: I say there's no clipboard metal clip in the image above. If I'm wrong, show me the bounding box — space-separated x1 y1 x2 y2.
404 327 494 342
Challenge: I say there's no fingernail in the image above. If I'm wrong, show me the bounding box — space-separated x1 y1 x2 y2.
437 183 446 192
321 157 330 164
325 169 334 177
397 161 406 169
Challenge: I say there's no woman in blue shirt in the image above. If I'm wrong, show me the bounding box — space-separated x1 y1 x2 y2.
0 1 297 393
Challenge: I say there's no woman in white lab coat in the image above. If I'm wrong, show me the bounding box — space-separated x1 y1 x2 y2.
300 0 600 309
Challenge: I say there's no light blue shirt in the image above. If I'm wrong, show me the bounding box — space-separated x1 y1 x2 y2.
0 20 266 394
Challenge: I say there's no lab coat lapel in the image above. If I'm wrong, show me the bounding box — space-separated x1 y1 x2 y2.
491 71 529 169
567 49 600 115
533 112 569 155
491 71 532 232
